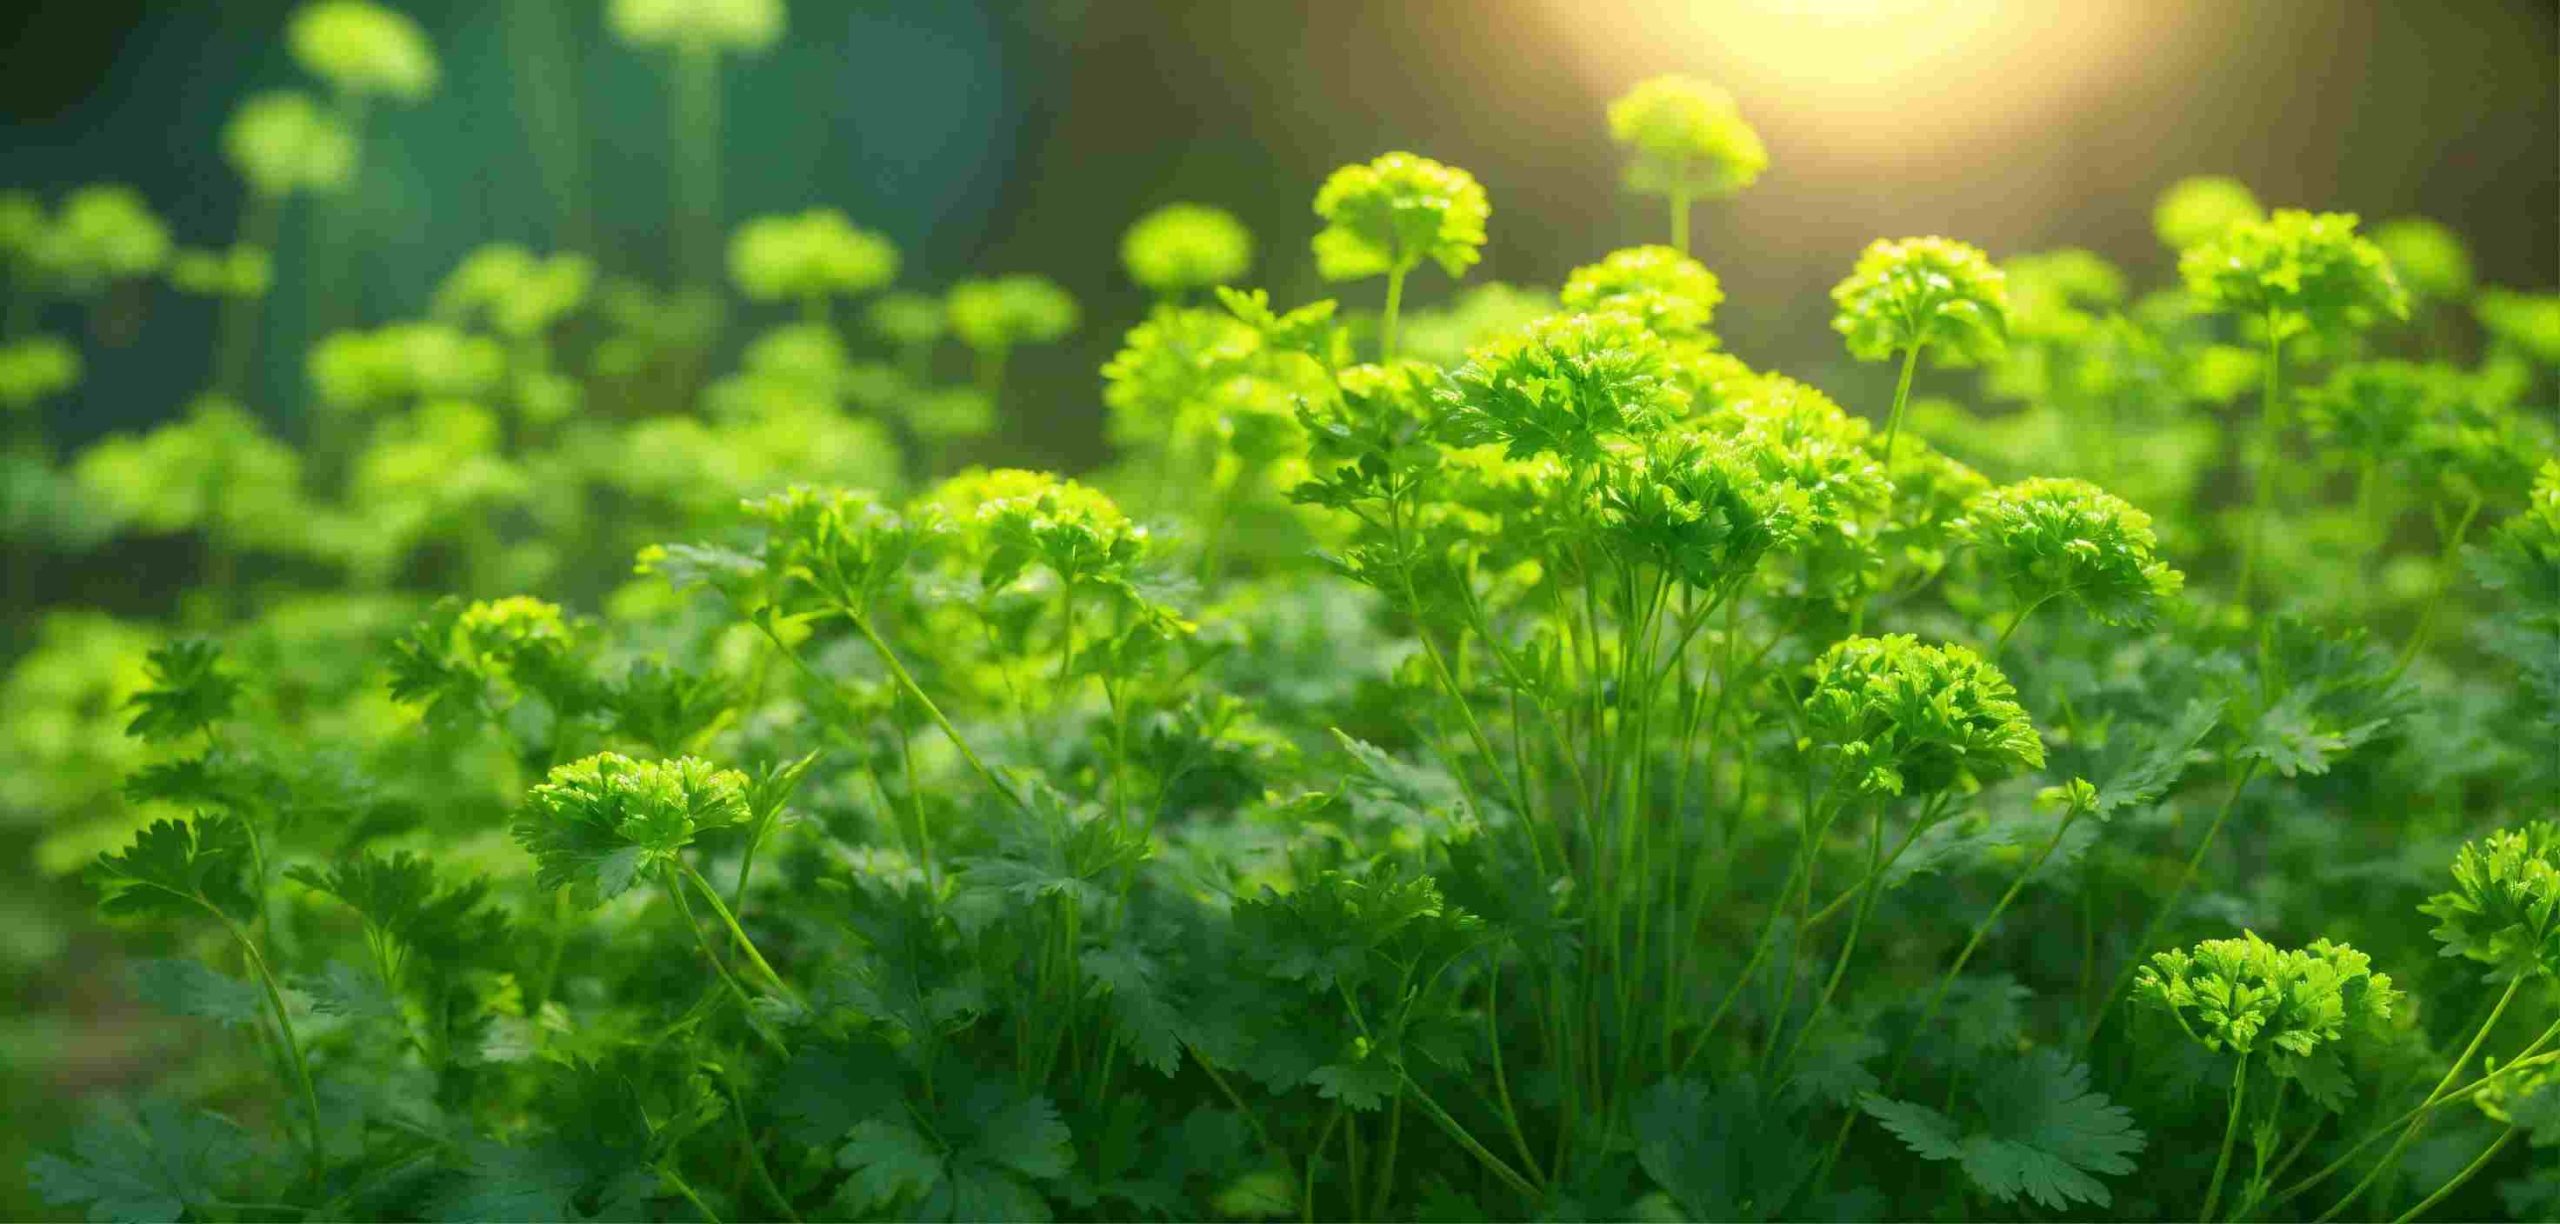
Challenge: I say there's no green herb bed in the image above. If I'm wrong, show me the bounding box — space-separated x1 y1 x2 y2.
4 6 2556 1222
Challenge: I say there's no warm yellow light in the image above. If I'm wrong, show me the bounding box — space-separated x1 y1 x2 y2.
1533 0 2171 154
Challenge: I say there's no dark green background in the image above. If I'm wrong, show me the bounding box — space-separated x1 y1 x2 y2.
3 0 2554 469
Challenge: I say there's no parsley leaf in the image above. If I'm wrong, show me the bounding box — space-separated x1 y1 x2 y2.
1861 1051 2145 1210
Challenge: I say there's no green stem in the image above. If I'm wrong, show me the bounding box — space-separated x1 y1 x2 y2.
2389 1126 2514 1224
218 914 325 1180
1669 189 1692 256
1879 341 1924 472
1483 971 1547 1187
2082 759 2262 1053
666 867 787 1056
849 615 1026 812
503 0 595 253
1993 590 2061 658
976 344 1010 421
1304 1106 1342 1224
670 44 722 287
1368 1092 1403 1219
1402 1075 1540 1202
2388 493 2481 681
893 700 937 890
728 808 776 921
718 1073 801 1223
2202 1052 2251 1221
2313 973 2527 1222
1890 805 2077 1085
2266 1027 2560 1212
214 193 280 406
679 861 799 1007
1380 265 1408 363
1810 797 2065 1198
2236 325 2286 609
659 1162 723 1224
1781 796 1889 1074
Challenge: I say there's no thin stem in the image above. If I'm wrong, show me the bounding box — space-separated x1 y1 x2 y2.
1879 341 1924 471
659 1163 723 1224
214 193 280 405
2083 759 2262 1053
1483 971 1547 1187
1888 805 2079 1088
1402 1075 1541 1202
1669 188 1692 256
2388 493 2482 681
1781 796 1889 1074
1304 1106 1342 1224
1993 590 2061 658
2389 1126 2514 1224
1192 1048 1284 1168
718 1071 801 1223
666 867 787 1057
669 44 722 287
849 615 1027 812
679 861 800 1007
1369 1092 1403 1220
2202 1052 2251 1222
1380 265 1408 362
2236 325 2286 609
893 701 937 889
2266 1028 2560 1211
219 913 325 1180
729 806 777 921
2314 973 2527 1222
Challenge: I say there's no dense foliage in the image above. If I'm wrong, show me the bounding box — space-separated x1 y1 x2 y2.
4 6 2557 1222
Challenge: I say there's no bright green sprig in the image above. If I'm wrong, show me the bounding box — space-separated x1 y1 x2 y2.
514 751 749 903
1708 376 1887 538
2422 821 2560 982
1957 476 2184 637
729 210 900 308
1606 75 1765 252
2180 209 2407 344
170 247 273 300
2000 248 2126 344
1591 429 1804 592
1120 203 1254 295
2476 290 2560 367
2134 932 2399 1059
307 322 506 414
223 92 356 199
288 0 439 102
1440 310 1684 464
72 396 312 553
1560 245 1723 342
1311 152 1489 284
0 336 81 412
728 485 940 617
434 245 594 338
2305 361 2542 502
2153 175 2264 252
949 276 1079 351
1313 152 1487 361
1606 74 1766 199
608 0 786 53
1831 236 2009 367
2370 217 2473 305
1803 634 2044 797
30 185 170 292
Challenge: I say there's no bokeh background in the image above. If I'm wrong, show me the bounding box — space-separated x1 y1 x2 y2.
4 0 2554 469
